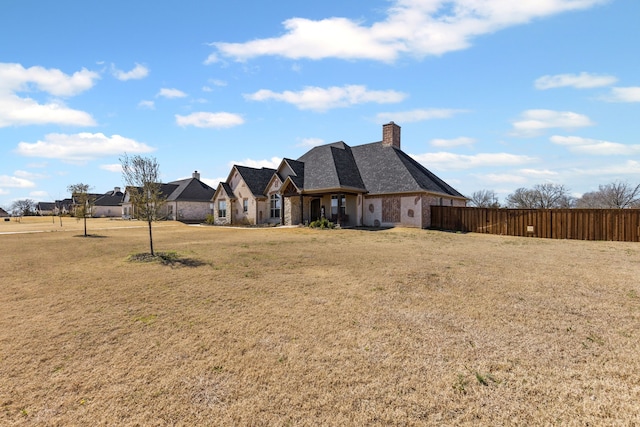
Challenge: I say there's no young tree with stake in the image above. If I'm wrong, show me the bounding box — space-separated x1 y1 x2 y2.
120 154 165 256
67 183 94 237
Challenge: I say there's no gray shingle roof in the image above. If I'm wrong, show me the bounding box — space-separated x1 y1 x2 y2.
234 166 276 198
166 178 215 201
351 142 464 197
220 182 234 199
280 159 305 189
94 190 124 206
296 142 366 192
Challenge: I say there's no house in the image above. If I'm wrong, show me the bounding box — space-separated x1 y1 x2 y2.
54 198 73 215
92 187 124 218
122 171 215 222
0 207 9 218
35 202 56 216
212 122 467 228
211 166 277 225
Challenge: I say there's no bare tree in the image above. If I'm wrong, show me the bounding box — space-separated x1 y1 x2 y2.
120 154 165 256
468 190 500 208
577 181 640 209
67 183 95 237
10 199 35 218
506 184 575 209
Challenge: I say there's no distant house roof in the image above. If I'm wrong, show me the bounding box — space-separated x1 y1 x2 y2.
125 176 215 203
165 177 215 202
94 189 124 206
234 166 277 198
36 202 56 211
0 207 10 217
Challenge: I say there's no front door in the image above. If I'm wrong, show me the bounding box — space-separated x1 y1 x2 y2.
310 198 321 221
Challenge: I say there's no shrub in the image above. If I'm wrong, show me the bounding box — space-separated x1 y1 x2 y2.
309 218 335 229
204 214 216 225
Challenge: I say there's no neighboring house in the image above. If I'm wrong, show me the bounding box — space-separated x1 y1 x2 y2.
35 202 56 216
122 171 215 222
92 187 124 218
211 165 277 225
212 123 466 228
54 198 73 215
0 207 9 217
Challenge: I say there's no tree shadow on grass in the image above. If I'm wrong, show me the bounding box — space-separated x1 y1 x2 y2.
72 234 108 238
127 251 210 268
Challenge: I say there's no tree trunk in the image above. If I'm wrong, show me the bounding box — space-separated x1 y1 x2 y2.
148 220 154 256
83 216 87 237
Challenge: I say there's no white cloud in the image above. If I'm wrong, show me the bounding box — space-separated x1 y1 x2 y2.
138 100 155 110
14 170 47 180
29 191 50 199
296 137 325 147
376 108 467 124
15 132 155 163
228 157 282 170
111 63 149 81
202 177 227 188
100 164 123 173
475 173 528 184
0 174 35 188
550 135 640 155
245 85 406 112
511 109 594 137
0 95 96 128
209 0 606 63
534 72 617 89
572 160 640 176
0 63 99 127
519 168 559 177
410 151 536 170
0 62 99 96
157 88 188 99
175 112 244 128
605 87 640 103
430 136 475 147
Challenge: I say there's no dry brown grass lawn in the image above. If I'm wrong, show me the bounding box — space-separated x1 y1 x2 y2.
1 219 639 425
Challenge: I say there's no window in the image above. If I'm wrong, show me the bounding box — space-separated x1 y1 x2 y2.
270 194 281 218
243 198 248 213
218 200 226 218
331 195 346 216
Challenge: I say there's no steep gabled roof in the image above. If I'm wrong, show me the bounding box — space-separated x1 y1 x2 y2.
234 166 276 198
296 142 366 192
36 202 56 211
94 190 124 206
0 207 9 217
351 141 465 198
273 158 304 192
166 178 215 202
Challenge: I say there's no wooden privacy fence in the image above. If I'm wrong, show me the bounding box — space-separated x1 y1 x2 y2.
431 206 640 242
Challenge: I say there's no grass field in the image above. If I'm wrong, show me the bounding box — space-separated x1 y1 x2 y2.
1 218 639 425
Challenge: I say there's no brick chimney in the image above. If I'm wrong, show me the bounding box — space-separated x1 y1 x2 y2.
382 121 401 149
192 171 200 180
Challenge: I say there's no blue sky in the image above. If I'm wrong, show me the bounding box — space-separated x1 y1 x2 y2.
1 0 639 209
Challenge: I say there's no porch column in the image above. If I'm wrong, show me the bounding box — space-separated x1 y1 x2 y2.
300 194 304 225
